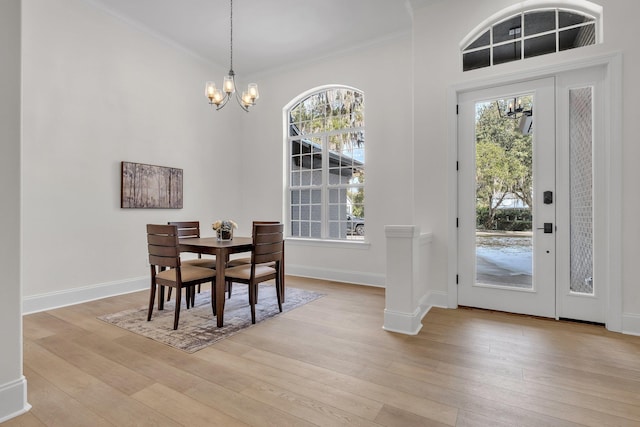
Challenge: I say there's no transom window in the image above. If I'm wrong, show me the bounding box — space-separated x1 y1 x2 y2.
286 86 365 240
463 8 599 71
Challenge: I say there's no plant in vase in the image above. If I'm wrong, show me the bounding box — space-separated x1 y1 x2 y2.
212 220 237 241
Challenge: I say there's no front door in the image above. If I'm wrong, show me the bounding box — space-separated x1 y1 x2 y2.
457 77 556 318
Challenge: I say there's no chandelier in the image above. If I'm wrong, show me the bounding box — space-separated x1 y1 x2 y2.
499 97 532 119
205 0 259 112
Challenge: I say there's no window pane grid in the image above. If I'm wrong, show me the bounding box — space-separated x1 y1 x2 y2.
287 87 365 240
463 8 598 71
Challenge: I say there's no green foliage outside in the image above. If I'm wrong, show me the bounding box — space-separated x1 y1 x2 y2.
349 185 365 218
475 98 533 230
477 207 532 231
291 88 366 220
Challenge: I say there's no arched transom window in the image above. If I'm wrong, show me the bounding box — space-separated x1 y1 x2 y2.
286 86 365 241
462 6 601 71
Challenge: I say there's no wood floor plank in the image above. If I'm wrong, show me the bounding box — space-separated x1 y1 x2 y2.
35 334 155 396
9 368 108 427
9 276 640 427
184 377 316 427
132 383 249 427
195 345 384 420
23 341 182 426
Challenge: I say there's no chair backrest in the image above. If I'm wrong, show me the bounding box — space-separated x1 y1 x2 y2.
168 221 201 239
252 223 284 265
147 224 181 269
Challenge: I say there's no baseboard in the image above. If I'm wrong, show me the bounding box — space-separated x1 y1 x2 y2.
421 290 448 310
0 376 30 423
287 264 385 287
622 312 640 336
23 276 148 314
382 306 427 335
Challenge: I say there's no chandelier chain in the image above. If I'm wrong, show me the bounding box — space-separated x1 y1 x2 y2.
229 0 233 72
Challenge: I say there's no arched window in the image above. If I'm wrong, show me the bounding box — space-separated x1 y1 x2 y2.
286 86 365 240
462 3 602 71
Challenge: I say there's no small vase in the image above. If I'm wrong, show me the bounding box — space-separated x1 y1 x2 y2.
217 228 233 241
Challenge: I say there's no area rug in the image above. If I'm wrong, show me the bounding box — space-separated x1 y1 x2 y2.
98 284 323 353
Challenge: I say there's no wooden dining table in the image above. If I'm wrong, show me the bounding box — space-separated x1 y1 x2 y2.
178 236 253 327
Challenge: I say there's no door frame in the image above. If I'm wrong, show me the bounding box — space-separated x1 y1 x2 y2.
447 52 623 332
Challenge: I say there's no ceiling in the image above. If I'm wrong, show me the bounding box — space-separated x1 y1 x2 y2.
87 0 438 76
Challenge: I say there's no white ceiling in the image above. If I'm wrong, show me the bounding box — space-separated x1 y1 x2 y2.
87 0 438 76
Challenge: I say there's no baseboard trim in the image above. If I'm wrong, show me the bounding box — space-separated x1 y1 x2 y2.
383 306 427 335
287 264 385 287
23 276 148 314
422 290 448 310
622 312 640 336
383 290 449 335
0 376 30 423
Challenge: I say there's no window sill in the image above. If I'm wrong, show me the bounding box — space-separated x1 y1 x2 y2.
286 237 371 250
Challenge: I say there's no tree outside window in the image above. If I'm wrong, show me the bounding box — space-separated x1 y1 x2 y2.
287 87 365 240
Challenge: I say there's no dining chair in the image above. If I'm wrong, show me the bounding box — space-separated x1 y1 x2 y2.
226 221 282 299
146 224 217 330
167 221 215 303
224 223 284 324
168 221 216 269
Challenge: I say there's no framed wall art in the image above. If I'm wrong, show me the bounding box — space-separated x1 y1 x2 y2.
121 161 183 209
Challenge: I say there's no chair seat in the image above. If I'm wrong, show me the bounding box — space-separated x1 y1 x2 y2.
183 258 216 269
226 257 250 267
225 263 277 281
157 265 215 283
227 257 275 268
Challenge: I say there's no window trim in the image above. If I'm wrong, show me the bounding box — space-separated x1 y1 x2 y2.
283 85 366 242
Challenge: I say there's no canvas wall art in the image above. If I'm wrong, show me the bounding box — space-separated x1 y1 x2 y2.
121 161 183 209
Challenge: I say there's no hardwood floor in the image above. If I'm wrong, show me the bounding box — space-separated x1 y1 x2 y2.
8 276 640 426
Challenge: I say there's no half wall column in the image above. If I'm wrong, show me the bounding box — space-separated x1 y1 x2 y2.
383 225 432 335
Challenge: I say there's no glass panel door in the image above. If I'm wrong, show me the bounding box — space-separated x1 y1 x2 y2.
458 77 556 318
475 96 533 289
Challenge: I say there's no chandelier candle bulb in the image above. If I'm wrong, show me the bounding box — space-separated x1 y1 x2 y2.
248 83 259 100
241 91 252 106
223 75 235 94
205 82 216 102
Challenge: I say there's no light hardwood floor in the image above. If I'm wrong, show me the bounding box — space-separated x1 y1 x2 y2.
7 276 640 426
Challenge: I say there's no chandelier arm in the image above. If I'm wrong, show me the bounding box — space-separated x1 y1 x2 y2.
234 92 250 112
215 93 232 111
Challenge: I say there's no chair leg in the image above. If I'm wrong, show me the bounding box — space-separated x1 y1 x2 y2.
147 283 156 321
211 280 217 317
158 285 165 311
173 287 182 330
227 280 233 299
166 287 172 302
249 283 256 324
275 273 283 313
189 285 196 308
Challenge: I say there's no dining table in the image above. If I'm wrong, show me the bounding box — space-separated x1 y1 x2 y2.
179 236 253 327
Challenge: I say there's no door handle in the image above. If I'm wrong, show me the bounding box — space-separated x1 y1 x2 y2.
537 223 553 233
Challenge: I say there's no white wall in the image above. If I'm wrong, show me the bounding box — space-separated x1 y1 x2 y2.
21 0 242 310
17 0 640 329
412 0 640 329
0 0 30 421
238 35 414 286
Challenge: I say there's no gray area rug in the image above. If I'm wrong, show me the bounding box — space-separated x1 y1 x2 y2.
99 284 323 353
